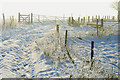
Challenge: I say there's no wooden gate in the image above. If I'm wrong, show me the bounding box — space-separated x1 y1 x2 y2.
18 13 33 23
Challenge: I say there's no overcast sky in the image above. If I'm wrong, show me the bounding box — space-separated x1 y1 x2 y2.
0 0 118 19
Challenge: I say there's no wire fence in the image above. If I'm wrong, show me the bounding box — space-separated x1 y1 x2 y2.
33 22 118 78
1 13 119 78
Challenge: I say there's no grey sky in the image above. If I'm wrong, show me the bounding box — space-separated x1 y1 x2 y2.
0 0 118 19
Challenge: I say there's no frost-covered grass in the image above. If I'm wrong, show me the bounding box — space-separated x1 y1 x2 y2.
0 21 119 79
34 26 118 78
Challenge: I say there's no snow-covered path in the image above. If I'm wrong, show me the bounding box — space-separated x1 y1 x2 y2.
0 22 119 78
1 23 57 78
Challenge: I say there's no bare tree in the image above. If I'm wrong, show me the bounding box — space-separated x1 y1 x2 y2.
111 1 118 11
118 1 120 22
111 1 120 22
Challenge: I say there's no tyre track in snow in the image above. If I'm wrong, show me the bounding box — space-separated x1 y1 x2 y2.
0 23 57 78
0 22 119 78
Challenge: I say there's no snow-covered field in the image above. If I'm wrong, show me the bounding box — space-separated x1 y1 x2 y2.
0 21 119 79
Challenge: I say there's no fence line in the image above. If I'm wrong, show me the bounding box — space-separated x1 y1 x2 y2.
1 13 117 77
1 13 19 29
1 13 118 33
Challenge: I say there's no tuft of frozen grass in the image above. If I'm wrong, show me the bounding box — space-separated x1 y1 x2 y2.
35 29 66 59
102 24 118 36
34 27 118 78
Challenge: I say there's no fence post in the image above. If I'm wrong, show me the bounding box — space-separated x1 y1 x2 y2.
101 19 103 27
78 17 80 25
101 19 103 36
81 18 83 25
107 16 109 21
65 30 74 64
92 16 94 22
98 16 100 20
31 13 33 23
68 17 71 25
90 41 94 70
3 13 5 25
72 17 74 24
12 16 14 22
91 41 94 60
96 15 97 21
12 16 14 25
105 16 106 21
18 13 20 23
96 19 99 36
28 14 30 24
65 30 67 46
108 16 110 20
112 16 115 21
10 16 12 26
56 24 59 33
83 17 85 24
56 24 59 44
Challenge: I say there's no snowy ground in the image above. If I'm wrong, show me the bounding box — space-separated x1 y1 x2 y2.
0 21 119 79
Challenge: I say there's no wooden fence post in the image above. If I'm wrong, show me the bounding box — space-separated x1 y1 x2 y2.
10 16 12 26
78 17 80 25
90 41 94 70
107 16 109 21
112 16 115 21
92 16 94 22
101 19 103 27
65 30 74 64
12 16 14 22
65 30 68 47
68 17 71 25
83 17 85 24
56 24 59 44
72 17 74 24
31 13 33 23
96 15 97 21
81 18 83 25
91 41 94 60
3 13 5 25
101 19 103 36
56 24 59 33
18 13 20 23
12 16 14 25
98 16 100 20
105 16 106 21
96 19 99 36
